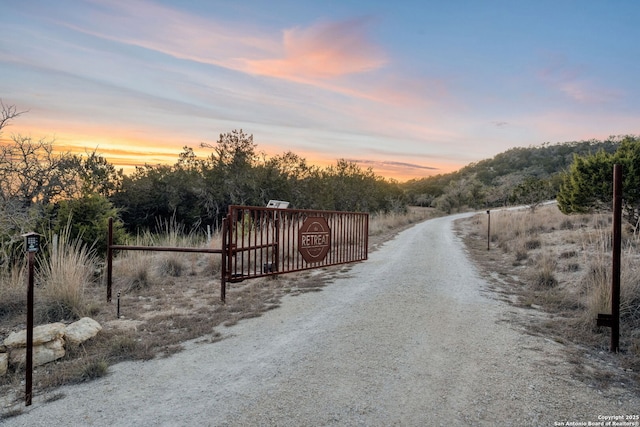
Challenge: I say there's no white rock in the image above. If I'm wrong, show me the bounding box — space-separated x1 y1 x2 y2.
10 337 66 367
3 323 66 348
0 352 7 376
65 317 102 345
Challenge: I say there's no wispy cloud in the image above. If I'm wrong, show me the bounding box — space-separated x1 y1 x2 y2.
347 158 437 171
243 18 387 81
537 53 621 104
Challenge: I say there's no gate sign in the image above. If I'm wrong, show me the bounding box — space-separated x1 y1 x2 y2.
298 217 331 263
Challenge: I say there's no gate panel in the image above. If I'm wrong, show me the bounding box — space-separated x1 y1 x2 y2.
224 205 368 283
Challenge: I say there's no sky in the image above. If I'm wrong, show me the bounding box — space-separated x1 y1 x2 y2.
1 0 639 182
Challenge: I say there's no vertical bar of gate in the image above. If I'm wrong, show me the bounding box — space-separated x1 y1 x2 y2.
240 209 245 278
350 213 355 262
221 216 228 303
340 214 349 262
227 209 238 277
274 209 278 271
259 209 263 276
341 213 346 263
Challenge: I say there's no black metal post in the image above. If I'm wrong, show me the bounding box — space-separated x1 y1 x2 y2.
107 217 113 302
26 251 34 406
611 164 622 352
117 291 121 319
596 164 622 353
486 210 491 250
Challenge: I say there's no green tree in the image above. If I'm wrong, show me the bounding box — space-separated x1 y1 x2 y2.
76 149 124 197
52 194 126 255
557 136 640 226
510 177 554 211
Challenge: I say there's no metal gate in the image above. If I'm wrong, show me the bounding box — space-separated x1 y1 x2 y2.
222 205 368 300
107 207 368 303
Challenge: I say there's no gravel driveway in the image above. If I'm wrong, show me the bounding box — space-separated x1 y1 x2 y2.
5 214 639 426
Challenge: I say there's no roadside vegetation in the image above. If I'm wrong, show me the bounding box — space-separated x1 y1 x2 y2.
458 205 640 382
0 205 434 407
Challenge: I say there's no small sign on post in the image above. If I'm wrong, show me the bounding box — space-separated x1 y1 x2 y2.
24 232 40 253
21 232 40 406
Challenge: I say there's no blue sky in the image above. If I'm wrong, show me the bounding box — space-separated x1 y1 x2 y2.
1 0 639 181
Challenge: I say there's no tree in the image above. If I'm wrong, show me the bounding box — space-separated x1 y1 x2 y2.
510 177 554 211
0 135 79 207
0 100 27 133
557 136 640 227
51 194 126 255
76 149 124 197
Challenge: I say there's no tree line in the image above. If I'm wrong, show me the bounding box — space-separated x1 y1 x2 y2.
3 99 639 266
402 137 630 213
0 104 404 266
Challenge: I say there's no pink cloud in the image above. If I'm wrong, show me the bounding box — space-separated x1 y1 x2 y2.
243 18 387 80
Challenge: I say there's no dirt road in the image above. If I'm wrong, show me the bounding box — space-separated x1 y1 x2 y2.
5 214 639 426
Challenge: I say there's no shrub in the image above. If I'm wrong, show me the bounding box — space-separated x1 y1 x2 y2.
51 194 127 256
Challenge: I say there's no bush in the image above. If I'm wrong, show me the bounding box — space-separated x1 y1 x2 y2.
51 194 127 256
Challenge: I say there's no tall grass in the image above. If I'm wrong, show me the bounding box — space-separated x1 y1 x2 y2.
37 224 98 322
0 262 26 318
113 218 220 292
369 207 434 235
473 204 640 355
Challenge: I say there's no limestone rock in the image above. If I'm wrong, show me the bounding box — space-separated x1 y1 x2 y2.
0 352 7 376
10 337 66 367
3 323 65 348
65 317 102 345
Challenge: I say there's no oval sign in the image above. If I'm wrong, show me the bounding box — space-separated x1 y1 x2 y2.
298 217 331 263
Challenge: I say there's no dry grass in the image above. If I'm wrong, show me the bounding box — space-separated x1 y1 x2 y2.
0 209 427 409
0 263 25 319
36 225 99 323
458 203 640 387
368 207 436 237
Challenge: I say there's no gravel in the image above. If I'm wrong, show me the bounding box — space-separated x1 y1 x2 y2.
4 213 639 426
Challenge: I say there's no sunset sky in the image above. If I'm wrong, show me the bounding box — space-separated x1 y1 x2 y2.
1 1 639 181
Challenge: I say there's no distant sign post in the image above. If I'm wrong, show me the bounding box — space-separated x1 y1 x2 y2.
298 217 331 263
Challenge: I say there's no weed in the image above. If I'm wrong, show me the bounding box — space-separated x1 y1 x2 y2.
74 359 109 382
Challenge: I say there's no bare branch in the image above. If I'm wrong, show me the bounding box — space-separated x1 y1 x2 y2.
0 99 28 134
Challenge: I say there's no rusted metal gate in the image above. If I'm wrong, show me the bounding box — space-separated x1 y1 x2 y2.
107 206 368 303
221 205 368 300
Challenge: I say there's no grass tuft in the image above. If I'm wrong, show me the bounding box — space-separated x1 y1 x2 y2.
36 222 97 322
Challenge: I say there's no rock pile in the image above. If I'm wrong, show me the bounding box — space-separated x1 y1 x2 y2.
0 317 102 376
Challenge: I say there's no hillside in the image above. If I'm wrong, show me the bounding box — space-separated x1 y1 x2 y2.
402 137 624 209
